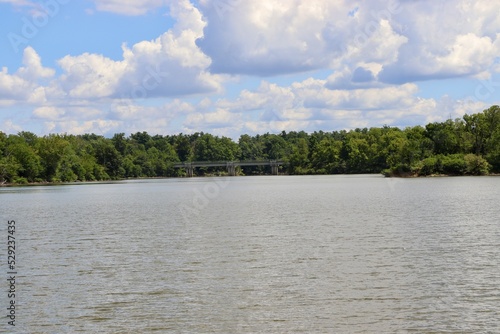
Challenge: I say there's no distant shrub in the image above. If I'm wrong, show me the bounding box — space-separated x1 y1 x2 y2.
484 151 500 173
13 177 29 184
440 154 467 175
383 163 413 177
464 154 490 175
418 157 439 176
57 169 78 182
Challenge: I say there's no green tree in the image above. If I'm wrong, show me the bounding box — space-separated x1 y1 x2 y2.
341 134 371 173
130 131 152 147
91 137 123 179
310 137 343 174
262 134 288 160
193 133 240 161
288 137 310 174
112 133 128 156
10 144 42 181
37 135 71 181
5 135 42 181
467 105 500 171
174 134 193 162
0 156 22 184
464 154 490 175
425 119 462 155
238 134 264 160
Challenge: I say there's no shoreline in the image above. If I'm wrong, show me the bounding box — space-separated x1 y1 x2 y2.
385 172 500 178
2 173 499 187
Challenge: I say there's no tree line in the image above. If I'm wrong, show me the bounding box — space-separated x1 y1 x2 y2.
1 105 499 184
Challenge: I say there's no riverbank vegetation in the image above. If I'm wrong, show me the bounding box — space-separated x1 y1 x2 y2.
1 105 499 184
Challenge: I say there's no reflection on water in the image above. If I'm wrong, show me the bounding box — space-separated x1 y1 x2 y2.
1 175 499 333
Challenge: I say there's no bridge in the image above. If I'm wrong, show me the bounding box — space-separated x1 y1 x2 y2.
173 160 284 177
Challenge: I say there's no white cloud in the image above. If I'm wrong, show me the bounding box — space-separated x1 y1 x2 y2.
32 106 65 120
0 0 66 18
42 119 121 135
0 67 30 100
437 33 499 75
1 119 23 133
33 106 103 122
109 98 193 121
0 47 54 100
242 79 421 113
197 0 499 87
378 1 500 83
197 0 410 76
57 53 128 99
55 0 223 100
31 98 197 136
198 0 348 75
0 0 34 6
185 108 242 129
182 78 455 138
89 0 167 15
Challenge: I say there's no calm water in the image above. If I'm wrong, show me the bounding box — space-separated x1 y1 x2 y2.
1 175 499 333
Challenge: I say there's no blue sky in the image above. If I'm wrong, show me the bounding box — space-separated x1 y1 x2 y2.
1 0 499 139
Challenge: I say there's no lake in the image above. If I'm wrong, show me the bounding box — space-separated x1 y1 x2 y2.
1 175 499 333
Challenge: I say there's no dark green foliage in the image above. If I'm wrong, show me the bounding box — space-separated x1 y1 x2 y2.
418 156 439 176
440 154 468 175
1 105 499 184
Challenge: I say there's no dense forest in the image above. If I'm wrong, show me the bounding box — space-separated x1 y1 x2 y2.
1 105 499 184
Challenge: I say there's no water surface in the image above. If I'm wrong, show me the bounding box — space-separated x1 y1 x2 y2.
1 175 499 333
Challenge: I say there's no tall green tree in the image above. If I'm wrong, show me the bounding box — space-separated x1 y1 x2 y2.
310 137 343 174
288 137 310 174
37 135 71 181
90 137 123 179
425 119 462 155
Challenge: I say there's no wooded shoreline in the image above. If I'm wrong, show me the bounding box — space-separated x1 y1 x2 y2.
1 105 499 185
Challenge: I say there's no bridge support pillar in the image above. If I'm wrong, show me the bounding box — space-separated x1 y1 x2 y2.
227 162 236 176
270 161 279 175
185 164 194 177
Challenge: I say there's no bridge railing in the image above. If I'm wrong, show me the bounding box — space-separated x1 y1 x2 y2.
173 160 284 167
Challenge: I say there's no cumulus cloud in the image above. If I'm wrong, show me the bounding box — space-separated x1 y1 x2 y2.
197 0 346 76
42 119 122 136
109 98 193 121
378 1 500 83
17 47 55 80
57 53 128 99
55 0 223 100
32 106 65 120
253 79 420 113
196 0 409 76
1 119 23 133
186 108 242 129
183 77 453 137
30 98 197 136
0 47 54 100
197 0 499 87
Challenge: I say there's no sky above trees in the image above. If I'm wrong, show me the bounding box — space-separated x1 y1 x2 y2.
1 0 499 138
